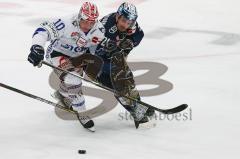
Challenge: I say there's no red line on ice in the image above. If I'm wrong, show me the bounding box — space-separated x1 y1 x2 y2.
0 2 23 8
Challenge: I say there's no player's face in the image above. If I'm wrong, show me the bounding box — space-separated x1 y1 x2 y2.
79 19 95 33
116 15 134 32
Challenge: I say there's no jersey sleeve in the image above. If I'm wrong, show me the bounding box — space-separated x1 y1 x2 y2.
32 18 66 47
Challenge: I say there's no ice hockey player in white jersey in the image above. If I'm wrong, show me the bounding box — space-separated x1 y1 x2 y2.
27 2 105 132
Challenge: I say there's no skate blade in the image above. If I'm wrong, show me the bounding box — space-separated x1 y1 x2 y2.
86 127 96 132
138 120 157 129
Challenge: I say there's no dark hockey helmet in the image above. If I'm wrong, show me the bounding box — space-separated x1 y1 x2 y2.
117 2 138 22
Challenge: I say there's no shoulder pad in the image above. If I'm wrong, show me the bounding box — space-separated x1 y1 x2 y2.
40 21 59 39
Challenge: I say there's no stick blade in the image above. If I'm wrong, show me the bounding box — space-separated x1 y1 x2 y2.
161 104 188 114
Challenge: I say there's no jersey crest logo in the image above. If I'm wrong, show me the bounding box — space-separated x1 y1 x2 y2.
71 32 80 41
71 32 79 37
109 25 117 34
77 36 87 47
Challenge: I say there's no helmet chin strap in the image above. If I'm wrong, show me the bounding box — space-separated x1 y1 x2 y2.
76 17 86 33
76 17 81 31
115 13 120 24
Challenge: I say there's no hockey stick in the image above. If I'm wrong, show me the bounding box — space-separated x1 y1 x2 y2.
0 82 83 119
42 61 188 114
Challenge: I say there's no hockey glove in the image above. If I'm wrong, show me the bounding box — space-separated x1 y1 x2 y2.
118 39 134 56
102 38 118 53
28 44 45 67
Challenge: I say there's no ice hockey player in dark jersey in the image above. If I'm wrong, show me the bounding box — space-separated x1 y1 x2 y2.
96 2 155 128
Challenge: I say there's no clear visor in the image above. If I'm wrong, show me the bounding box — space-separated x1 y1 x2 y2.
80 13 97 22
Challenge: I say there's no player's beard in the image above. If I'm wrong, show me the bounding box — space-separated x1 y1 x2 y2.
117 24 128 32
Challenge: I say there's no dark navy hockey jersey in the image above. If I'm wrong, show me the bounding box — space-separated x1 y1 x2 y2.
95 13 144 87
101 13 144 46
96 12 144 60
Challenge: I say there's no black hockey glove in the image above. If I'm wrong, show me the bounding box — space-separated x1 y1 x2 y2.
118 39 134 56
28 44 45 66
101 38 118 53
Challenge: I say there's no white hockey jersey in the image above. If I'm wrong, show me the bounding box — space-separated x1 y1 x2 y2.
32 14 105 58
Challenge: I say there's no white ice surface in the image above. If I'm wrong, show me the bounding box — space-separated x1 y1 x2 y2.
0 0 240 159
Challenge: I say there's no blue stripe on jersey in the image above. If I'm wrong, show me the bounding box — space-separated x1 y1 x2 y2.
32 28 46 38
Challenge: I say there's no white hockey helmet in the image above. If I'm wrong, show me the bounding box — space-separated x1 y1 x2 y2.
78 2 99 22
